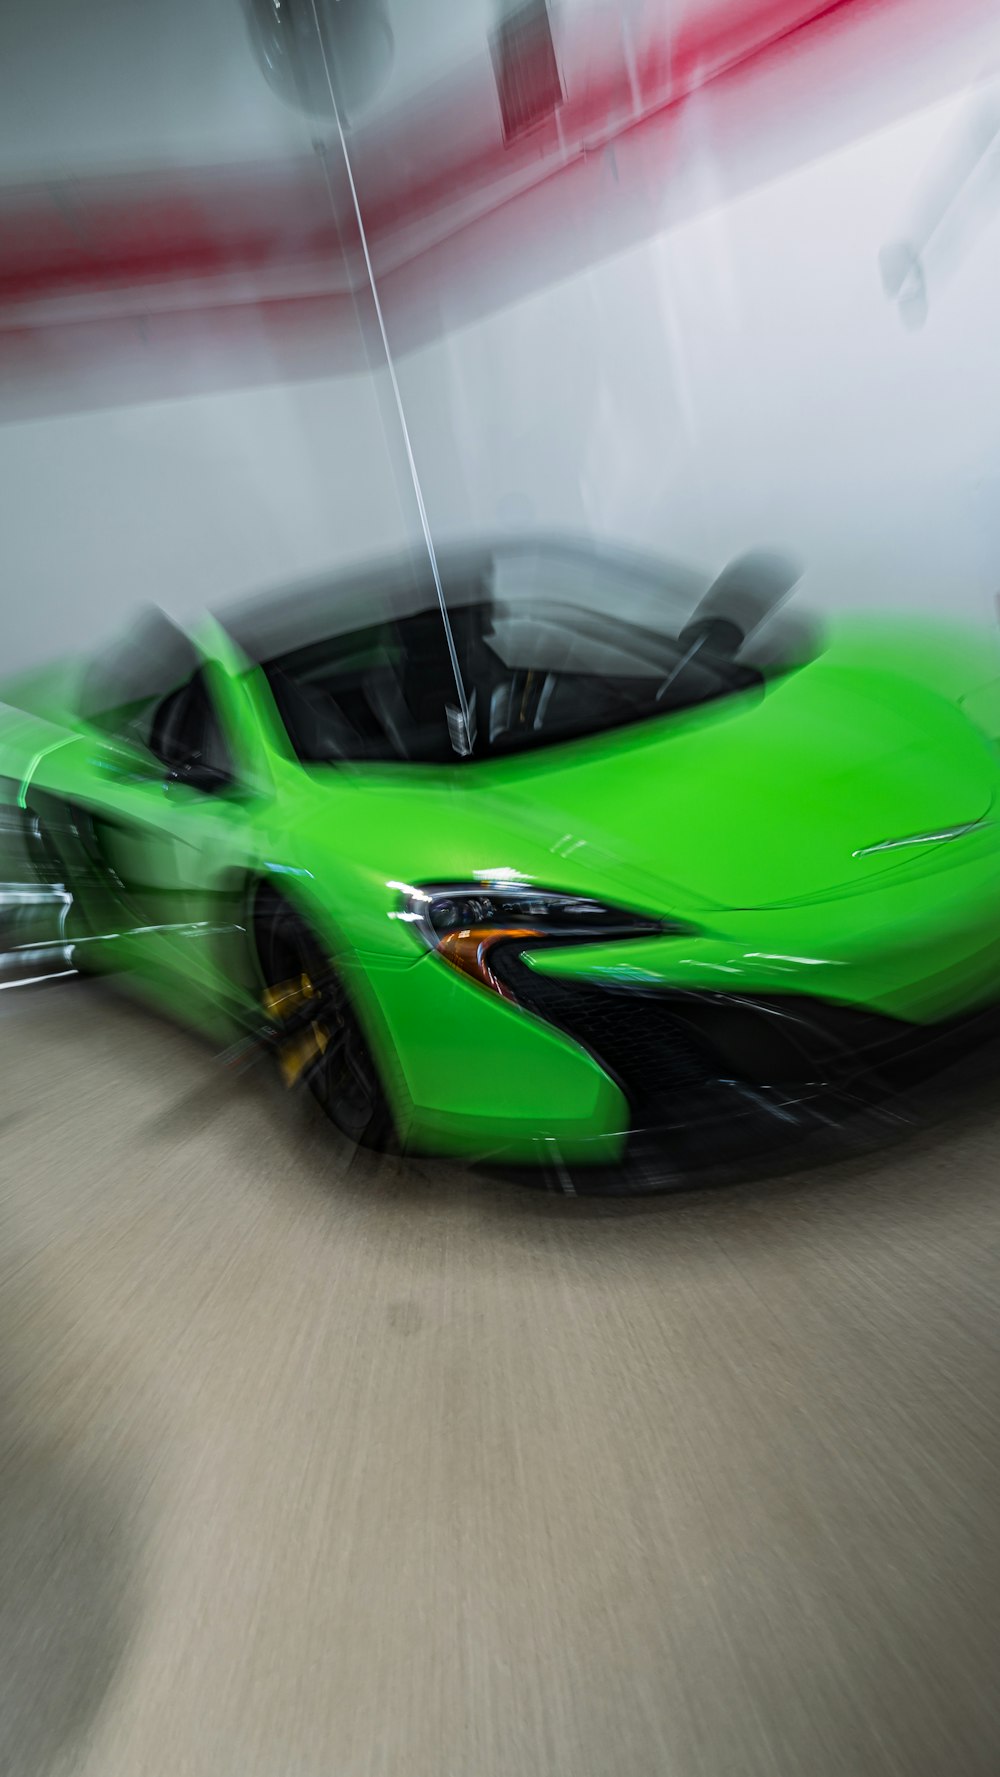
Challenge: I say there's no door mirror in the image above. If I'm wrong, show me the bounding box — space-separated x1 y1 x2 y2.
164 758 233 795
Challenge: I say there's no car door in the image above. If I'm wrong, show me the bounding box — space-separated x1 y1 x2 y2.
87 666 241 959
27 618 269 1031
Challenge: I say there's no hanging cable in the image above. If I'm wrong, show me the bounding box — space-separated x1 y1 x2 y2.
305 0 474 754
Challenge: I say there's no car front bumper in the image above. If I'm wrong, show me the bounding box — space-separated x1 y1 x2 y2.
356 827 1000 1168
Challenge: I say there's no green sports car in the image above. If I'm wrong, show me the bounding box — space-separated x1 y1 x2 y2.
3 537 1000 1179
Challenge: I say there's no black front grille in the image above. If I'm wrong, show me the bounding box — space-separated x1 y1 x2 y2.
494 946 927 1125
494 952 718 1119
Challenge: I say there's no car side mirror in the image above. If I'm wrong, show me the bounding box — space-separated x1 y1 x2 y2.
164 758 233 795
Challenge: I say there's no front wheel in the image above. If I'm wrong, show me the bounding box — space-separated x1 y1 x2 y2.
254 893 394 1150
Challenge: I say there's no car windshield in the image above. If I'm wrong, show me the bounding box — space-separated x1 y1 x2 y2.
221 541 767 765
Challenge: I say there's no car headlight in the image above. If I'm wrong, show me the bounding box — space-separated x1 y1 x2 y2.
396 881 679 999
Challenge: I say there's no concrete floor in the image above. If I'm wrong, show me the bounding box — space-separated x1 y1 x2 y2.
1 978 999 1777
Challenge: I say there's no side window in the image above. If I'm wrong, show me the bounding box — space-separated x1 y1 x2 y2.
148 671 235 788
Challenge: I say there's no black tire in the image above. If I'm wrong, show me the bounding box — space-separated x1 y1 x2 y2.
254 891 394 1150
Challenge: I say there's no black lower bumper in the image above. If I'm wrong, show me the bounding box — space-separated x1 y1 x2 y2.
496 955 1000 1185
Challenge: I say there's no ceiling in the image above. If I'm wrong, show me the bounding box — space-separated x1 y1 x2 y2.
1 0 995 416
0 0 560 179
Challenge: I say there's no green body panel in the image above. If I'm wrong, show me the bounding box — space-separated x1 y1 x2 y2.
3 611 1000 1163
363 954 628 1161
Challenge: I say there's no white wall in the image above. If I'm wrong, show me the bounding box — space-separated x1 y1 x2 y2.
0 0 433 680
1 369 416 676
6 77 1000 682
396 87 1000 623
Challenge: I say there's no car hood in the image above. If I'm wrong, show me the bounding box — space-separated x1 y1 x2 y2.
461 655 996 913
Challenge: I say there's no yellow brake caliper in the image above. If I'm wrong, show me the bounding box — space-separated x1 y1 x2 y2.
262 972 329 1087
